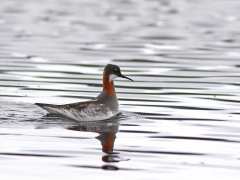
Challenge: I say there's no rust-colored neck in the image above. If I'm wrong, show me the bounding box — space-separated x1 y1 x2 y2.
103 71 115 97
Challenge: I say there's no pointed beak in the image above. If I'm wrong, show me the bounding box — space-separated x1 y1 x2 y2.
119 74 133 81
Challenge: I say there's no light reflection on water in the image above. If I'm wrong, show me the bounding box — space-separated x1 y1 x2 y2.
1 0 240 179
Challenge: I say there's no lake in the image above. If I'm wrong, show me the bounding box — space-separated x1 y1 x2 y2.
0 0 240 179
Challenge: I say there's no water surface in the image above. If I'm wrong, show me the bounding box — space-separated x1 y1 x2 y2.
1 0 240 179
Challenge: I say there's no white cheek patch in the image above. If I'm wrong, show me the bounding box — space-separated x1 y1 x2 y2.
109 74 118 82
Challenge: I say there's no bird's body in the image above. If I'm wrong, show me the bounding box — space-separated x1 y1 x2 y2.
35 64 133 121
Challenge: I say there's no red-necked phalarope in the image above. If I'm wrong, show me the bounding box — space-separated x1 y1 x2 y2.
35 64 133 121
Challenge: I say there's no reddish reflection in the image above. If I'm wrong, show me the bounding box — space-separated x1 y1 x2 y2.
67 120 123 165
97 132 116 153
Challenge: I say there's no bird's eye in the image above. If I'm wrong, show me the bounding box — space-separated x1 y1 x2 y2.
114 68 118 71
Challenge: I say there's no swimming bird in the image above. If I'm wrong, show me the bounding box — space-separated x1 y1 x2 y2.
35 64 133 121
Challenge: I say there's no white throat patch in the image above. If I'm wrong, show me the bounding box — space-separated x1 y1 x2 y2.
109 74 118 82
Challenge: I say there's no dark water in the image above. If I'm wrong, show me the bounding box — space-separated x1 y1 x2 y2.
1 0 240 179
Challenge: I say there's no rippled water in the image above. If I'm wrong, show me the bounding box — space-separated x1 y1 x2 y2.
1 0 240 179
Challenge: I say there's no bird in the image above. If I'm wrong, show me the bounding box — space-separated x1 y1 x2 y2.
35 64 133 121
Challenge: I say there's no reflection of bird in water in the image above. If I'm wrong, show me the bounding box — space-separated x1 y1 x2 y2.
97 132 123 164
67 120 128 165
97 132 116 154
